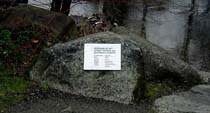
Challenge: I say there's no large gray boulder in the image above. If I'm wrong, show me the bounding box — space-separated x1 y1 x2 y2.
154 85 210 113
31 31 201 104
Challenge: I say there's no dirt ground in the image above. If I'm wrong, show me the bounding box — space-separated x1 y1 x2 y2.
6 88 148 113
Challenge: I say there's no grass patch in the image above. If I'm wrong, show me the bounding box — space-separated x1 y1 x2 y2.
0 76 30 111
0 65 30 112
0 16 75 112
0 27 54 111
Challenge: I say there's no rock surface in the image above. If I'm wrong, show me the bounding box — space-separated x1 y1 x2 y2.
189 14 210 71
31 31 201 104
0 5 78 39
154 85 210 113
125 0 210 72
112 27 202 85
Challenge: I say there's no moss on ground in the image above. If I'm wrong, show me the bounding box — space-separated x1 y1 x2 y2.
147 106 158 113
144 83 172 102
0 65 30 112
133 76 173 103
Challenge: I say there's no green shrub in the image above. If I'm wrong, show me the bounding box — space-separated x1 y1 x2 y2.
0 23 65 111
0 30 15 57
0 30 12 42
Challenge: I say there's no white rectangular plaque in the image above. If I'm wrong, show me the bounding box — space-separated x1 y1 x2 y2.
84 44 121 70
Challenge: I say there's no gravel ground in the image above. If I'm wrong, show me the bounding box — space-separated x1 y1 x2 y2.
6 88 148 113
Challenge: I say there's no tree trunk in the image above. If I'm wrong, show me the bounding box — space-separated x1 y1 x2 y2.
61 0 72 15
205 0 210 14
141 0 148 39
103 0 128 25
181 0 195 62
16 0 28 4
51 0 62 12
51 0 72 16
98 0 105 15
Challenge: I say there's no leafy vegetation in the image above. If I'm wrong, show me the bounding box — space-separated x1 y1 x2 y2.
0 25 58 77
0 25 61 111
